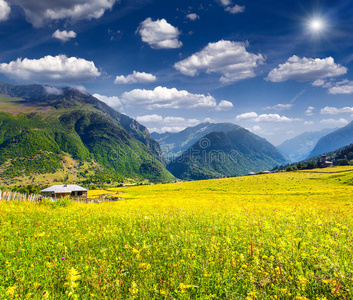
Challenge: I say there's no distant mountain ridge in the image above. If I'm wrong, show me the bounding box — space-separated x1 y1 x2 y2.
309 121 353 158
151 122 241 160
0 82 174 186
277 128 336 162
167 127 288 180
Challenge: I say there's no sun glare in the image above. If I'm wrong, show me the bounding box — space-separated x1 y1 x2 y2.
309 18 325 33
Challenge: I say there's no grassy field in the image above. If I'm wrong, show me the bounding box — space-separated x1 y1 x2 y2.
1 167 353 299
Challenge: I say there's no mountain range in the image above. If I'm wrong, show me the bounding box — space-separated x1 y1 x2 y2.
151 122 242 160
277 128 336 162
0 82 174 187
166 125 288 180
309 121 353 158
0 82 318 186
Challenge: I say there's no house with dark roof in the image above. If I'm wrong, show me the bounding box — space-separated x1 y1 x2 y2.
41 185 88 198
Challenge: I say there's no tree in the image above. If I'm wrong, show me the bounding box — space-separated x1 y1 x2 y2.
297 162 305 170
306 161 317 169
286 166 293 172
338 158 349 166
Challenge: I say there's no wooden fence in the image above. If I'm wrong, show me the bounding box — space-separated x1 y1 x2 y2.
0 190 38 202
0 190 123 203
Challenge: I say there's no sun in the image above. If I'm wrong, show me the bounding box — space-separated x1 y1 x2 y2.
309 18 325 33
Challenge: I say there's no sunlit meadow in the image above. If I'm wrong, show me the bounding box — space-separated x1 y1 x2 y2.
1 167 353 299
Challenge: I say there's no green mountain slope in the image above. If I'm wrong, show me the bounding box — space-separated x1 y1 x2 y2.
309 121 353 158
151 122 241 160
167 128 288 180
0 83 174 186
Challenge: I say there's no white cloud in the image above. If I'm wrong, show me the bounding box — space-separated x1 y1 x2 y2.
136 18 182 49
9 0 118 27
174 40 264 83
320 118 349 126
0 55 100 84
137 114 200 133
328 80 353 94
217 0 245 14
305 106 315 116
186 13 199 21
266 56 347 82
43 86 63 95
255 114 295 123
312 79 325 86
93 93 123 111
304 121 314 125
136 114 163 123
215 100 233 111
248 125 273 136
219 0 231 6
114 71 157 84
320 106 353 115
225 4 245 14
235 112 258 121
236 112 298 123
121 86 223 110
251 125 262 132
0 0 11 21
71 85 87 94
263 103 293 111
52 29 77 42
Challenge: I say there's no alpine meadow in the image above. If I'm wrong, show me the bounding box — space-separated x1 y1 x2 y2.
2 167 353 299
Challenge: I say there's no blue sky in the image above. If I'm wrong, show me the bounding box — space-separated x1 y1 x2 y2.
1 0 353 144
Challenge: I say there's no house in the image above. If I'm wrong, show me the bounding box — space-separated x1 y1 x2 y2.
248 172 256 176
320 155 333 168
41 185 88 199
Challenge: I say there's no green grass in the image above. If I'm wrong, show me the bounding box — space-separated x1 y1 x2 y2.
0 167 353 299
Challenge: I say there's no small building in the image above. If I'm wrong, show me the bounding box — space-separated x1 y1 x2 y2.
321 155 333 168
248 172 256 176
41 185 88 199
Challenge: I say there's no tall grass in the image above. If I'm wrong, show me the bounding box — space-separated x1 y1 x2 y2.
1 168 353 299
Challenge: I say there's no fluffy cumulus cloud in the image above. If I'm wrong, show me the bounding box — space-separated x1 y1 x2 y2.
0 0 11 21
52 29 77 42
305 106 315 116
235 112 258 121
9 0 118 27
327 80 353 94
93 93 123 111
320 106 353 115
114 71 157 84
174 40 264 83
136 114 163 123
136 18 182 49
136 114 200 133
0 55 100 84
121 86 229 110
215 100 233 111
266 56 347 82
263 103 293 111
236 112 298 123
255 114 295 123
320 118 349 126
186 13 199 21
